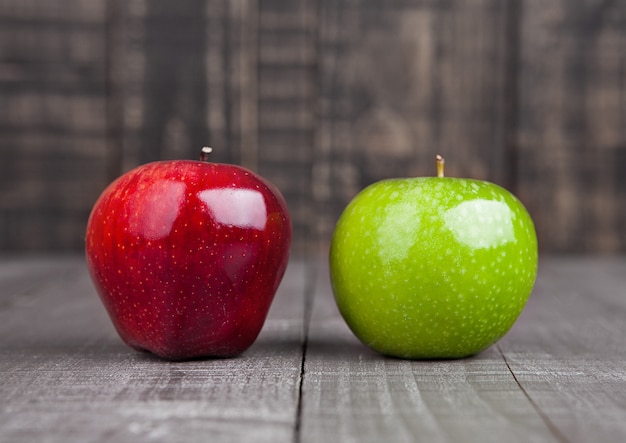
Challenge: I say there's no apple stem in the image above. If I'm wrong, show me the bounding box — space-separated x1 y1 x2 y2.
200 147 213 162
436 155 445 178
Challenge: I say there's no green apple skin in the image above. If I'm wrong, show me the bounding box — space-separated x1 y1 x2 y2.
329 177 538 359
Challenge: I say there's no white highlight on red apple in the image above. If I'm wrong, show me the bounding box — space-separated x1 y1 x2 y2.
199 188 267 230
127 180 186 240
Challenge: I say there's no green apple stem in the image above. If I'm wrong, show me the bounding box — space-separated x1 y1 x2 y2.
200 147 213 162
436 155 445 178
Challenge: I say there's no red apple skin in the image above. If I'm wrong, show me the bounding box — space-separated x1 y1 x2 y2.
85 159 291 360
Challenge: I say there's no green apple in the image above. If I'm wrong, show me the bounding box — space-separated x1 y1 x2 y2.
329 156 538 359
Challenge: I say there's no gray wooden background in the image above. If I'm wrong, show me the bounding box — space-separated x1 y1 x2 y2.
1 0 625 254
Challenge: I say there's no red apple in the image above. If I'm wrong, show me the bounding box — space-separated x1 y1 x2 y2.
85 148 291 360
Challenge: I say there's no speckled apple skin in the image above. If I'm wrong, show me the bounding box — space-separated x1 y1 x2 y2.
330 177 537 359
86 160 291 360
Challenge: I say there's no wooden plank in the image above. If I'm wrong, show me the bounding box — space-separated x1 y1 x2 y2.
314 0 515 250
298 260 558 443
0 257 311 443
516 0 626 253
0 0 103 22
257 0 318 254
114 0 311 238
2 256 626 442
0 256 83 311
126 0 211 165
499 257 626 442
2 0 626 255
0 1 109 252
104 0 125 183
115 0 261 168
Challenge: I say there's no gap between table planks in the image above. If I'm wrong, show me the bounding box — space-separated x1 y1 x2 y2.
0 256 312 443
1 256 625 443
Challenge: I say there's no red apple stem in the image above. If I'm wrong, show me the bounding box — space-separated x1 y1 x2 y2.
436 155 445 178
200 147 213 162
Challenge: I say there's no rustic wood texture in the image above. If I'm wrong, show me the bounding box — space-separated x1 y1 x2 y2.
314 0 518 246
1 0 625 253
0 256 310 443
299 262 559 443
516 0 626 253
1 256 626 442
0 1 109 251
498 257 626 442
257 0 317 251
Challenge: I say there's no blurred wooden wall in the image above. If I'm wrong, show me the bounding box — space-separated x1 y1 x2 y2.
0 0 624 254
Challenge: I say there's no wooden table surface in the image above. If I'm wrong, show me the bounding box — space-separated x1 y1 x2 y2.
1 255 625 443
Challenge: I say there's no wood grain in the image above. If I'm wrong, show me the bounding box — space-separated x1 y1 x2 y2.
516 0 626 253
0 1 109 251
499 257 626 442
298 261 558 443
0 257 311 443
1 0 626 253
257 0 317 252
313 0 516 248
2 256 626 441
